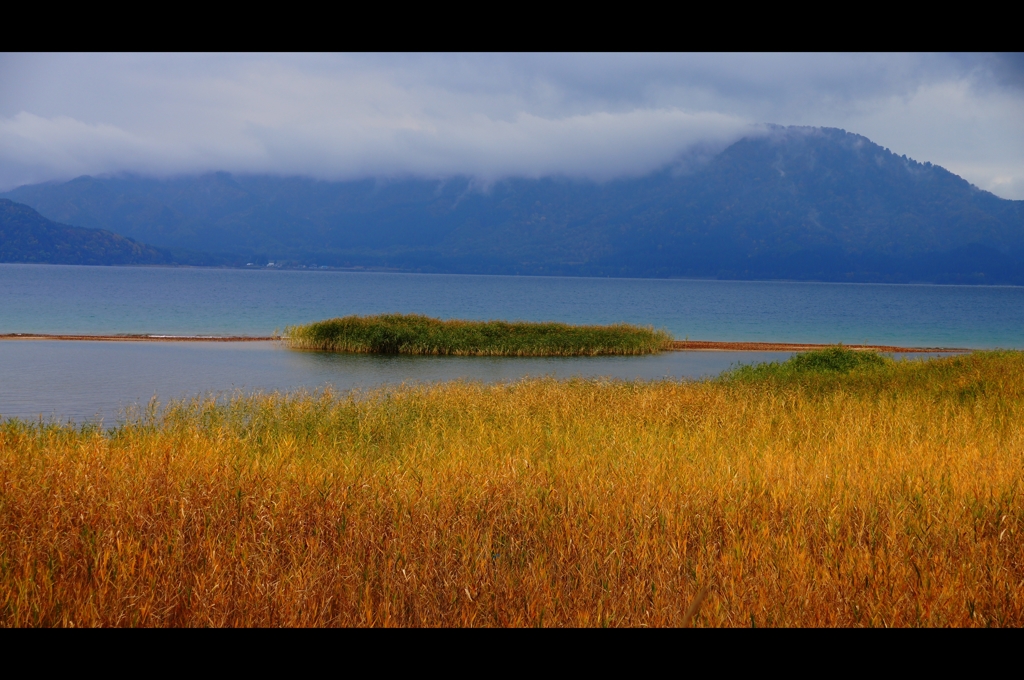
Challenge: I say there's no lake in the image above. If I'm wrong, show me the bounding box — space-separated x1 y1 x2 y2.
3 264 1024 345
1 264 1019 422
0 340 801 423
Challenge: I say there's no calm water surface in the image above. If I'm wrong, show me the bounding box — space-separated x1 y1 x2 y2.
3 264 1023 346
0 264 1018 422
0 340 798 423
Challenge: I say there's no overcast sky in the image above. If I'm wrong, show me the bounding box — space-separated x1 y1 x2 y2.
1 53 1023 199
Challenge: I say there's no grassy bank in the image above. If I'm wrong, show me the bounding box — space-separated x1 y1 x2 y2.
285 314 671 356
2 349 1023 627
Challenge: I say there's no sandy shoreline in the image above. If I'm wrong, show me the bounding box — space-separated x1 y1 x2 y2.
0 333 278 342
668 340 969 353
0 333 971 352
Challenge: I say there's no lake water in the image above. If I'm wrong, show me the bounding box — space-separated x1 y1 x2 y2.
0 340 800 423
4 264 1024 346
1 264 1019 423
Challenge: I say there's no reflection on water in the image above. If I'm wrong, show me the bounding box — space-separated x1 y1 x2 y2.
0 340 959 424
3 263 1023 348
0 340 797 423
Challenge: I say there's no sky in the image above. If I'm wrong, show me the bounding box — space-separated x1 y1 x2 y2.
1 53 1023 199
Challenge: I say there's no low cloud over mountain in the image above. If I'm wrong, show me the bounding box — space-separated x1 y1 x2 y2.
5 127 1022 284
2 54 1023 198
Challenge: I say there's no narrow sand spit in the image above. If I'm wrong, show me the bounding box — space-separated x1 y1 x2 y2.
0 333 969 352
0 334 276 342
669 340 969 353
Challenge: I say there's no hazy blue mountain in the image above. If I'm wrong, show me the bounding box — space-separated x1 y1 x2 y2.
0 199 225 266
0 199 179 266
4 126 1023 283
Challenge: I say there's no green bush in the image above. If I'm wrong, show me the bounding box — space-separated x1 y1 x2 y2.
788 346 889 373
726 345 892 383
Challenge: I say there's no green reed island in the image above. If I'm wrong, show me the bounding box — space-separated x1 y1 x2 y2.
285 314 672 356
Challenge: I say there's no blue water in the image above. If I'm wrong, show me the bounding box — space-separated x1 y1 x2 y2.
0 264 1018 422
2 263 1022 347
0 340 801 423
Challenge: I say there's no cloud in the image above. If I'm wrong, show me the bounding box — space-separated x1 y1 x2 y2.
248 107 753 182
823 77 1024 198
985 52 1024 90
0 105 753 188
1 53 1023 198
0 112 211 182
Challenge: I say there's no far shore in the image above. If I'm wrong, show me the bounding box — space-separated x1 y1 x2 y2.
0 333 972 353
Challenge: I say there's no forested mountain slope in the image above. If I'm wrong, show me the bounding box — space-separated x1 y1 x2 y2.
0 199 180 266
5 127 1022 282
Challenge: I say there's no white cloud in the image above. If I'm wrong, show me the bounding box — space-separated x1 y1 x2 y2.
816 78 1024 199
1 53 1022 198
0 112 217 183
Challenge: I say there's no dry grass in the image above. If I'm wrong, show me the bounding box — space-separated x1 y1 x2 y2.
2 351 1023 627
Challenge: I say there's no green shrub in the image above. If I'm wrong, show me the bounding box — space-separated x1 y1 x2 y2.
726 345 892 383
788 346 889 373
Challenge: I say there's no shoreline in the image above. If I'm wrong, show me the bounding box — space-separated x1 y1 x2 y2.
0 333 971 352
0 333 277 342
668 340 969 353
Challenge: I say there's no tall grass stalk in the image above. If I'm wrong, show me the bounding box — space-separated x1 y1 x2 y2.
285 314 671 356
2 350 1023 626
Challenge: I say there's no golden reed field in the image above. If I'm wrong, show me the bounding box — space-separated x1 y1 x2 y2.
2 350 1023 627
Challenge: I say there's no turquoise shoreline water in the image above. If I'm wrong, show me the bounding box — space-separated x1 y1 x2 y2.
2 263 1023 347
1 264 1019 422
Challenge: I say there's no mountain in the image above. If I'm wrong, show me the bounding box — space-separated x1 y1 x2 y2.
0 199 185 266
4 126 1023 283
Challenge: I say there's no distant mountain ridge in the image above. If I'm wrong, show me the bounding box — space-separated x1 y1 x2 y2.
0 199 179 266
4 126 1023 283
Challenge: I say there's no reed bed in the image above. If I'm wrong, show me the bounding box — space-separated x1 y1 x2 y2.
285 314 671 356
2 350 1023 627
